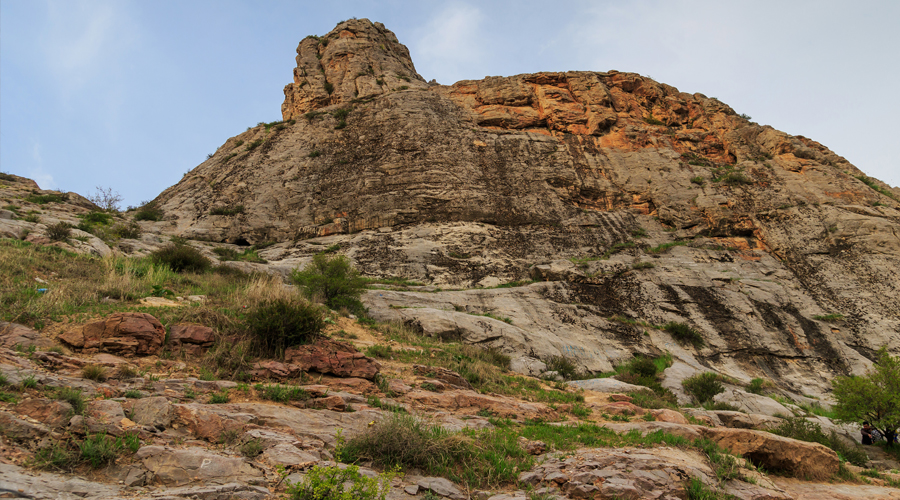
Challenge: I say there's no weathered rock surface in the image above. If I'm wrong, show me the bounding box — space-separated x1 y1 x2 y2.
0 462 124 499
519 446 789 500
168 323 216 355
0 322 54 349
284 338 380 379
702 427 839 479
136 446 265 486
60 312 166 356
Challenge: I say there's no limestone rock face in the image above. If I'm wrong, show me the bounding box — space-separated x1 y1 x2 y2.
280 18 428 121
150 20 900 397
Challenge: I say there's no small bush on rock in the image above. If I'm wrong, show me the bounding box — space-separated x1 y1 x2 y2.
245 299 325 357
290 253 367 315
150 244 211 273
682 372 725 404
45 221 72 241
664 322 704 347
133 202 164 221
286 464 393 500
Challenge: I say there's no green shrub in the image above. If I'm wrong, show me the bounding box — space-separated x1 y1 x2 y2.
81 364 107 381
110 222 141 239
149 244 211 273
124 390 143 399
690 176 705 186
664 321 704 347
26 193 68 205
133 202 164 221
245 140 263 152
241 438 264 458
210 205 245 216
20 375 38 389
80 211 113 225
813 313 844 322
45 221 72 242
627 356 659 378
286 464 392 500
79 434 123 468
255 383 309 403
53 387 85 414
628 390 679 410
323 82 334 94
341 412 530 488
747 377 770 395
544 355 582 381
209 391 229 404
702 401 740 411
290 253 367 315
682 373 724 404
245 299 325 357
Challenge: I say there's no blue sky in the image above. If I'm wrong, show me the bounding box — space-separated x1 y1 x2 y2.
2 0 898 208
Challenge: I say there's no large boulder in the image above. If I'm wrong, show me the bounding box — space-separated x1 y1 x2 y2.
702 427 839 479
284 338 380 379
135 446 264 486
59 313 166 356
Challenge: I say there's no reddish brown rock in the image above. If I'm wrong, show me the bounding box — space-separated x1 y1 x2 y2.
597 402 647 416
406 389 554 420
0 322 53 349
413 364 473 390
650 409 690 425
249 360 296 379
308 395 346 412
608 394 633 402
60 313 165 357
284 339 380 380
15 399 73 429
169 324 216 356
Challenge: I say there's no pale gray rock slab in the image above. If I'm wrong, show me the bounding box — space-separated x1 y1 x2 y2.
135 446 265 486
509 356 547 376
261 443 321 466
713 389 793 417
132 396 174 429
0 462 124 499
149 483 270 500
416 476 464 499
567 377 650 393
188 402 381 448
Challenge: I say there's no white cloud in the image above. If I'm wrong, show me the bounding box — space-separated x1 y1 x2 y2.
411 3 487 83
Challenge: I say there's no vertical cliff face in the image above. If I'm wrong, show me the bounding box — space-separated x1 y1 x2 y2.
280 18 428 120
149 19 900 397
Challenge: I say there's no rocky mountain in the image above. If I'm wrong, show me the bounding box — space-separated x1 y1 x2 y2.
144 19 900 402
3 17 900 500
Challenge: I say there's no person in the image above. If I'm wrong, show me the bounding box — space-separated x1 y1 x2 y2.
862 422 874 445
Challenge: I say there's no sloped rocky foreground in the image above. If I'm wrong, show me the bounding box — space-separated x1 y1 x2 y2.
2 317 900 500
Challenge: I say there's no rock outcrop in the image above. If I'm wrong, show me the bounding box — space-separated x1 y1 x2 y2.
143 19 900 401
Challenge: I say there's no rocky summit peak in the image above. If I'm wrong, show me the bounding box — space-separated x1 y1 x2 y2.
281 18 428 119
